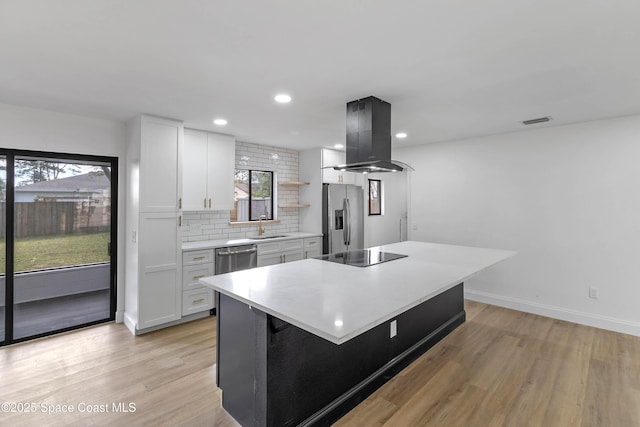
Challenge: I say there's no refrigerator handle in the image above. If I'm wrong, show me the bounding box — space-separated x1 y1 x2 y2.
344 198 351 246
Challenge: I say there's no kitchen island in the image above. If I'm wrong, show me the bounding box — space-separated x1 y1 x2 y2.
200 241 514 426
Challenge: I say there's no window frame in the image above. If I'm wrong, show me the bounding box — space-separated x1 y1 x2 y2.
232 168 275 222
368 179 382 216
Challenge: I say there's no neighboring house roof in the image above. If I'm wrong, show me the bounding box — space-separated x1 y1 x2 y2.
235 182 248 193
16 172 109 193
235 182 249 198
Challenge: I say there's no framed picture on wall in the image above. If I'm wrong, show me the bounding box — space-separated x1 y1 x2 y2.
368 179 381 215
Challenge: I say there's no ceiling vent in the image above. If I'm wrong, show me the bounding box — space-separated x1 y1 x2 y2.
522 116 552 125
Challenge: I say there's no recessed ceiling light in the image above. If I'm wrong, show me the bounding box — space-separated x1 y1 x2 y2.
213 118 227 126
334 143 344 149
395 132 408 139
274 94 292 103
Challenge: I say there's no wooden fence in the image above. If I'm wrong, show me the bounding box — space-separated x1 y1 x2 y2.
0 201 110 238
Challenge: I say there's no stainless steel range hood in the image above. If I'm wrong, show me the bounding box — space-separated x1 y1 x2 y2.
333 96 412 173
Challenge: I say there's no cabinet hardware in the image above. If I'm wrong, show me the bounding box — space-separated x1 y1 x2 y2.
209 198 211 208
304 251 308 259
193 275 205 279
179 216 182 227
204 198 207 208
193 256 206 260
179 198 182 209
193 298 205 304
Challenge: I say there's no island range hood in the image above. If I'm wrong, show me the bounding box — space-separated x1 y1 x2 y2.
333 96 411 173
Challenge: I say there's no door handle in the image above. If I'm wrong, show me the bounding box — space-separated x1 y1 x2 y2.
217 248 258 256
342 199 348 246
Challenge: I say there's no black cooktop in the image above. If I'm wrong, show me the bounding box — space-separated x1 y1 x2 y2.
315 249 408 267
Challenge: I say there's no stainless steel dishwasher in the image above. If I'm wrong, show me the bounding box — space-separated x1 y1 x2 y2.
215 244 258 274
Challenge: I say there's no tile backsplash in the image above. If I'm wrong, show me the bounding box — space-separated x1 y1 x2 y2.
181 141 300 242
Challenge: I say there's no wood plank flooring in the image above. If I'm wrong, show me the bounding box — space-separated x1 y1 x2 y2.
1 301 639 426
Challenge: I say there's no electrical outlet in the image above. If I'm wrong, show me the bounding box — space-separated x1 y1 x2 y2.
589 287 599 299
390 320 397 338
411 223 418 231
131 230 137 243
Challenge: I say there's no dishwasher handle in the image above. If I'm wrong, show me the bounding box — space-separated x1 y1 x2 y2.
217 247 258 256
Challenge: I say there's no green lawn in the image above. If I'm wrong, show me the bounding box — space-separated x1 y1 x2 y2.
0 232 110 273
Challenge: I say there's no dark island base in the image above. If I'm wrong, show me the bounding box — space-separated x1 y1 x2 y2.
216 283 465 427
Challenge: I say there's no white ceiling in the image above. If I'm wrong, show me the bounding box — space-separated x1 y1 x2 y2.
2 1 640 151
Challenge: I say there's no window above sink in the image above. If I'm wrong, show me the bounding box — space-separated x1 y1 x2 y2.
231 169 274 222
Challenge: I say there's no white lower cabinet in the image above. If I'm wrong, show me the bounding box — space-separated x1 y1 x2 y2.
181 249 215 315
137 212 182 330
303 237 322 259
182 288 215 316
257 239 304 267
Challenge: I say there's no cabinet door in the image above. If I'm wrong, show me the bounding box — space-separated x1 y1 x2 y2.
183 129 209 211
257 252 283 267
207 133 235 210
138 212 182 329
304 237 322 259
282 249 303 263
322 148 344 184
140 117 182 213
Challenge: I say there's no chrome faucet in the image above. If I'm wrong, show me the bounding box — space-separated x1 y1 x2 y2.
258 215 267 236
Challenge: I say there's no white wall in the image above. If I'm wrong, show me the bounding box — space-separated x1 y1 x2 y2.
299 148 323 234
0 102 127 321
363 171 409 248
396 115 640 336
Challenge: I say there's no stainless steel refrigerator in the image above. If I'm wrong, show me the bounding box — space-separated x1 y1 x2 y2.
322 183 364 254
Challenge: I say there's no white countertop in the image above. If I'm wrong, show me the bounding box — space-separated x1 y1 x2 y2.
182 232 322 251
200 241 515 344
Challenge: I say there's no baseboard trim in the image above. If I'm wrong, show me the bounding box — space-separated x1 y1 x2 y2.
123 312 137 335
465 289 640 337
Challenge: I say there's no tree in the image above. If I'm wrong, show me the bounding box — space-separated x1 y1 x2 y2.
15 160 80 185
0 160 5 199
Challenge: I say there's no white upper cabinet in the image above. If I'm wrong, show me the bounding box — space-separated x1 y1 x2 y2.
322 148 360 185
140 117 183 212
207 132 236 210
183 129 209 210
183 129 235 211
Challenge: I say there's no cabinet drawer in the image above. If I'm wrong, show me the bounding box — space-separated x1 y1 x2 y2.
303 237 321 249
183 264 214 291
182 288 214 316
281 239 303 252
257 242 282 255
183 249 214 265
282 249 303 263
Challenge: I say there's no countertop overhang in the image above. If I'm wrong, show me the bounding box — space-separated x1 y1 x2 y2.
200 241 515 344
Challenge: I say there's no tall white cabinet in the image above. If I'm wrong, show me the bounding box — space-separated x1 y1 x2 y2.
182 129 235 211
125 115 183 334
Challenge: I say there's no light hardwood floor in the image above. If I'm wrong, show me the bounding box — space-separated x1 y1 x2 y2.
1 301 639 426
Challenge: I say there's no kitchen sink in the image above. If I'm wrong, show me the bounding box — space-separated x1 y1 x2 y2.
248 234 289 240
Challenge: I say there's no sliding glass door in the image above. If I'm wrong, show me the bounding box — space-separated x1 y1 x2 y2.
1 150 117 345
0 155 5 345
